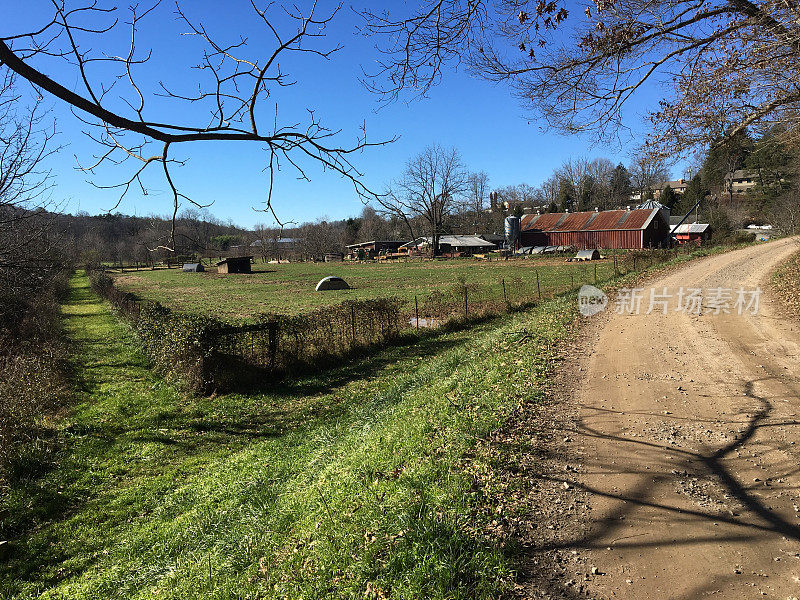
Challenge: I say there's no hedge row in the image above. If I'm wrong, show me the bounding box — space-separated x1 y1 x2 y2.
88 270 403 393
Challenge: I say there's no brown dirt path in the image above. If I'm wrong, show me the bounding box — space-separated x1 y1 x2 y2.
562 237 800 599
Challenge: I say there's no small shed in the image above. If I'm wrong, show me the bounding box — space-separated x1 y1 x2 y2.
672 223 711 245
182 263 205 272
217 256 253 274
316 276 350 291
573 249 601 261
345 240 406 259
400 235 497 256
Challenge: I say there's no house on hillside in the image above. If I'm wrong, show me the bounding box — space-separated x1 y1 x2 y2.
519 208 670 249
725 170 759 194
630 179 689 201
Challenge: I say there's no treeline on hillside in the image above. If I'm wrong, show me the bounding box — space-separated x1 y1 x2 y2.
492 130 800 239
35 127 800 271
673 127 800 235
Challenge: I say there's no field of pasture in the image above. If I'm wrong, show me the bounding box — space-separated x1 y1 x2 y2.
112 257 619 320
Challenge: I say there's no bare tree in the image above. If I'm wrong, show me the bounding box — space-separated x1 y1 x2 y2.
252 222 276 262
0 70 60 314
494 184 520 210
362 1 800 155
377 144 469 255
769 191 800 234
1 2 390 250
357 205 397 242
466 171 489 216
298 218 343 260
629 152 670 199
534 175 560 210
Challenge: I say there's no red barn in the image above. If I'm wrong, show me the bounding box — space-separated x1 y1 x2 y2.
519 208 669 250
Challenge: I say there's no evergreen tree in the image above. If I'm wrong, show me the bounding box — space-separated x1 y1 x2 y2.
609 163 632 208
558 178 575 212
745 128 796 201
660 185 677 210
674 174 707 217
701 130 754 200
578 175 595 211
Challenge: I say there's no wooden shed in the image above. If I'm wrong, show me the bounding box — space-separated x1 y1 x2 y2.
345 240 406 259
216 256 253 274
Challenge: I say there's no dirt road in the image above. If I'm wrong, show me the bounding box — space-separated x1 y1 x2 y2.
568 237 800 599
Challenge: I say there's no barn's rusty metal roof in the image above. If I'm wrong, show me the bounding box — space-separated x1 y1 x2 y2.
521 209 660 232
622 210 655 229
589 210 629 230
552 212 596 231
520 212 566 231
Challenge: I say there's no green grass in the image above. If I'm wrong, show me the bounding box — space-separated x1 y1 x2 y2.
1 271 576 599
112 258 618 320
2 243 747 599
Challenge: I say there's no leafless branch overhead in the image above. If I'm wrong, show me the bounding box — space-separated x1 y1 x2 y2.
362 1 800 156
1 1 392 249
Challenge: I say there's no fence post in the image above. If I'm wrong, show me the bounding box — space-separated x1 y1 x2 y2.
502 278 507 304
633 255 637 271
351 304 356 344
415 295 419 331
268 323 278 367
594 263 597 285
464 285 468 319
571 272 574 289
536 270 541 299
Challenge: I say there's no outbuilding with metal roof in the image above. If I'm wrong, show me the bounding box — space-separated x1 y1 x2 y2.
519 208 670 250
672 223 711 245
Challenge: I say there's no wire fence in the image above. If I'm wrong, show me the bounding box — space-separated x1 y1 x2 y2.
88 248 680 392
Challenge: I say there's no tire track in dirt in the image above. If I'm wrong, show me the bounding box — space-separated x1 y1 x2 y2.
562 237 800 599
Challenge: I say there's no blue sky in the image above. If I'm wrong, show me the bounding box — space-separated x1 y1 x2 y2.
5 1 673 228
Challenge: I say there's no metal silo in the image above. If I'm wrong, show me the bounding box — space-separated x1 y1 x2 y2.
504 215 520 250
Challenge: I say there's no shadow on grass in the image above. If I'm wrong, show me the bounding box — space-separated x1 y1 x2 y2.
206 303 537 396
1 277 490 594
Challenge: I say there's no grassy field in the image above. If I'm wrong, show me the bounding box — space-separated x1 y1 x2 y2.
112 257 619 320
0 272 576 599
1 243 751 599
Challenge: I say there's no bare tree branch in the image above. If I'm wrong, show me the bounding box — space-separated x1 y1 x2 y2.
1 1 393 250
362 1 800 156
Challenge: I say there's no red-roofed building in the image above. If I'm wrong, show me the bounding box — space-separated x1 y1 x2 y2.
519 208 669 250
